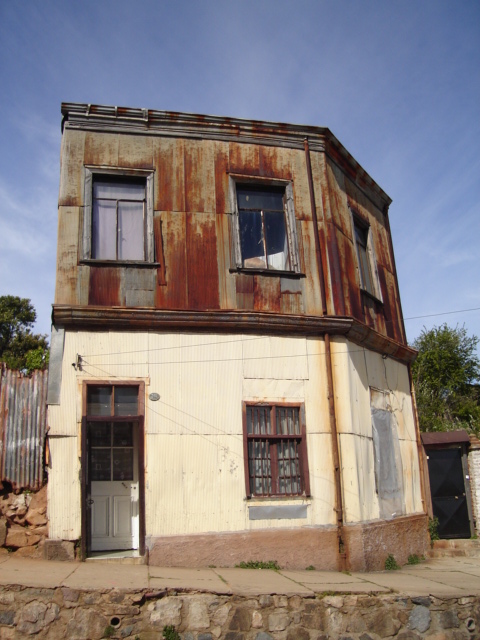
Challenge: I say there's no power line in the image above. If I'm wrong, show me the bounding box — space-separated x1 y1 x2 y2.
404 307 480 321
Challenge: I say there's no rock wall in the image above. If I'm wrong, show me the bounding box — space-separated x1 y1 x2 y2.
0 483 48 558
0 586 478 639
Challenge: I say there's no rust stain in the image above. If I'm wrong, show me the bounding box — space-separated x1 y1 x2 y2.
214 142 229 214
186 213 220 310
155 212 187 310
254 276 281 313
235 273 254 310
228 142 260 175
154 216 166 286
154 138 185 212
88 267 122 306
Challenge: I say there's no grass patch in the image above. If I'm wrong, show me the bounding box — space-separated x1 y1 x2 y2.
305 565 315 571
163 626 181 640
428 517 440 546
235 560 280 570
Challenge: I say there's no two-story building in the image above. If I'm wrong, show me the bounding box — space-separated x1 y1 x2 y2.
46 103 428 570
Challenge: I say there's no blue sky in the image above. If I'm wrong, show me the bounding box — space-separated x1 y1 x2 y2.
0 0 479 348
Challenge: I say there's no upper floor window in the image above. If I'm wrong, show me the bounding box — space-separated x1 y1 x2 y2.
352 215 382 301
230 179 300 273
82 168 154 263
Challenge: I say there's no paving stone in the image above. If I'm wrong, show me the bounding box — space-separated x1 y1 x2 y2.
408 605 431 633
411 596 431 607
255 633 274 640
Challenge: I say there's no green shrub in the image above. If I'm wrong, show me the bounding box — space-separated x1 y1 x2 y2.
428 517 440 544
384 554 400 570
235 560 280 570
163 626 181 640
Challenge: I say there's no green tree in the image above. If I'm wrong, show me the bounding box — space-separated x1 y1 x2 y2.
412 324 480 435
0 296 49 373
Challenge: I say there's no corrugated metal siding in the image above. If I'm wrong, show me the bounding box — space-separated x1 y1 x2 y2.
0 367 48 490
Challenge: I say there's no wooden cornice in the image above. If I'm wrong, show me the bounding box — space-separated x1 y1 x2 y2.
52 305 417 364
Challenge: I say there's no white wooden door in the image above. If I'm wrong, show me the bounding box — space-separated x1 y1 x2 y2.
89 422 139 551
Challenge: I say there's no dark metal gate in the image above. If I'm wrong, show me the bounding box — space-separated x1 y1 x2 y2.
427 447 472 539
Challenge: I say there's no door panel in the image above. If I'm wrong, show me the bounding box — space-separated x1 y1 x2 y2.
427 447 471 539
88 421 139 551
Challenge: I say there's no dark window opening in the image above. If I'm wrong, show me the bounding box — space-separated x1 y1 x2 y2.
237 185 291 271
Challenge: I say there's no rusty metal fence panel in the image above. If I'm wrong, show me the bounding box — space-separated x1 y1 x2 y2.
0 366 48 490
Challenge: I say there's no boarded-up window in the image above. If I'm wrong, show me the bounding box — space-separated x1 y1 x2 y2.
243 403 310 497
371 404 405 519
351 213 382 301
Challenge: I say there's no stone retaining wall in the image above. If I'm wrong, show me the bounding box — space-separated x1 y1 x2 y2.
0 585 478 639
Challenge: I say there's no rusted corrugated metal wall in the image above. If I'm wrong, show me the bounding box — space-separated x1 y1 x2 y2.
0 366 48 490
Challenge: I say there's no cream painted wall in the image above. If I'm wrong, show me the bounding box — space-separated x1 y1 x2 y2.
47 330 422 541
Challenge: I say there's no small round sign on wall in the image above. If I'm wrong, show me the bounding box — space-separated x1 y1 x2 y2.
149 393 160 402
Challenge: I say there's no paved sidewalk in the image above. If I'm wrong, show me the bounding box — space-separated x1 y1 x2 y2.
0 554 479 598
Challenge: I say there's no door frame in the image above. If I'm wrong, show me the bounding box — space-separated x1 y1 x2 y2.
80 380 145 560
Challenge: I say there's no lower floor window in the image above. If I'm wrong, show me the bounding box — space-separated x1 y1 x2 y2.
243 403 310 497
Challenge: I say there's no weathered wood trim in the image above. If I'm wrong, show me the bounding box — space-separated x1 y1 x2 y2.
52 305 417 363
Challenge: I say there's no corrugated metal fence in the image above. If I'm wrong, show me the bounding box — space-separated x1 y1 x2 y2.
0 365 48 490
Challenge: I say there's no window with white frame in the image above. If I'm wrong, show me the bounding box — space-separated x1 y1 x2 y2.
243 403 310 497
83 169 154 263
230 180 300 273
352 215 382 300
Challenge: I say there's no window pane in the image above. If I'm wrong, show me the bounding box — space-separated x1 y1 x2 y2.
248 406 271 435
89 422 111 447
118 201 144 260
91 449 111 481
248 439 271 496
239 210 266 268
276 407 300 435
87 387 112 416
92 200 117 259
265 211 290 271
112 448 134 481
114 388 138 416
278 439 301 495
112 422 134 447
237 187 283 211
94 180 145 201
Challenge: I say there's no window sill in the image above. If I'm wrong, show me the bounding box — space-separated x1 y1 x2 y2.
80 259 162 268
246 495 312 502
360 288 384 305
230 268 305 278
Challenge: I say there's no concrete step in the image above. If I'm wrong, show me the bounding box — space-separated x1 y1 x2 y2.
428 539 480 558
